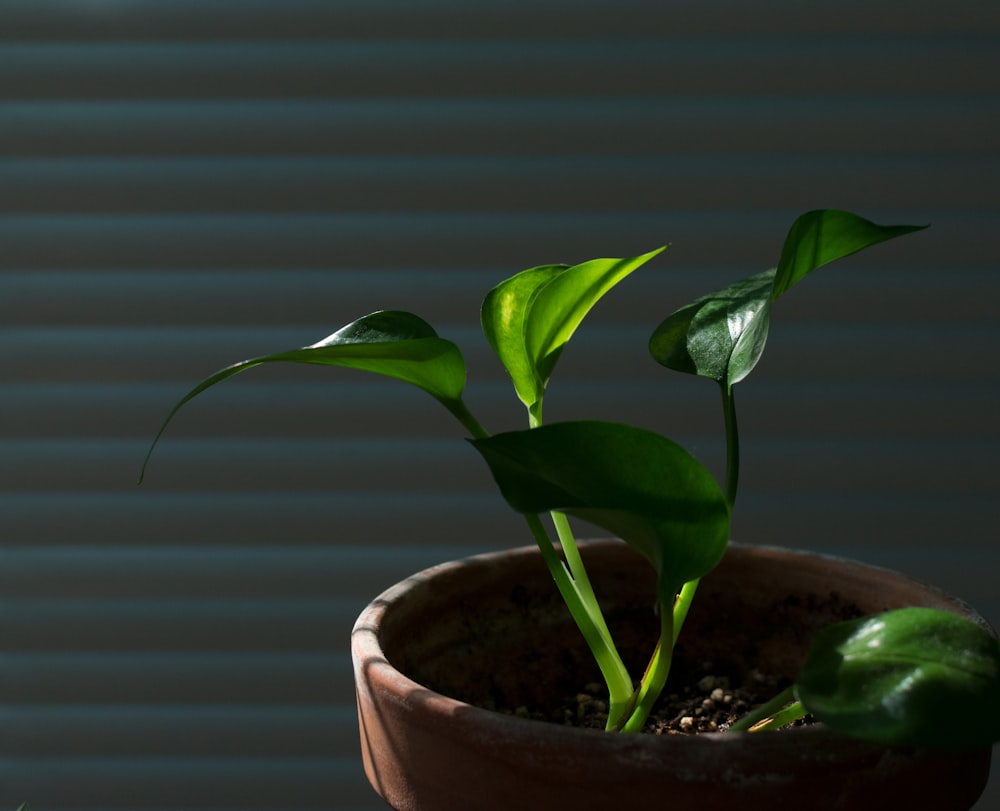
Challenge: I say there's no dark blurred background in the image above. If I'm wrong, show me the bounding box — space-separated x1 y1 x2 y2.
1 1 998 808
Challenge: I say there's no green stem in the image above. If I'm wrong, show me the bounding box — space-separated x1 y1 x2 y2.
528 400 621 670
443 397 491 440
746 699 808 732
444 396 637 724
727 686 806 732
672 577 700 644
720 382 739 510
528 405 598 604
550 511 618 644
670 386 739 649
523 513 635 723
620 597 674 733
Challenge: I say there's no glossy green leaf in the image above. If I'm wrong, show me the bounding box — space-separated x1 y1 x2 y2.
480 264 568 409
772 209 927 299
795 607 1000 750
482 248 666 412
471 421 730 596
141 310 465 479
650 210 926 387
649 269 773 384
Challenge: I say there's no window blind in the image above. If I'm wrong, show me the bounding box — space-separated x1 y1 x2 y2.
1 2 998 808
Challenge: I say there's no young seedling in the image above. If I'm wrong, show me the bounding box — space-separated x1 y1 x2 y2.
141 210 1000 747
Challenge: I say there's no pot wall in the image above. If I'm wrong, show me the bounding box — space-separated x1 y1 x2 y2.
352 540 992 810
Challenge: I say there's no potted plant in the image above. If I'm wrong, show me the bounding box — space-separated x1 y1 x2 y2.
142 210 999 810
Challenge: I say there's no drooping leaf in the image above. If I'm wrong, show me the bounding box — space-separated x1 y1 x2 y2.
471 421 730 597
482 248 667 412
302 310 466 401
794 607 1000 750
649 269 773 384
141 310 465 479
772 209 927 300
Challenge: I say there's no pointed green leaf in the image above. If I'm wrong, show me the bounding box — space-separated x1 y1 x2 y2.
772 209 927 300
795 607 1000 750
481 264 568 409
482 248 667 411
302 310 466 400
471 421 730 596
141 310 465 479
650 210 926 388
649 269 773 384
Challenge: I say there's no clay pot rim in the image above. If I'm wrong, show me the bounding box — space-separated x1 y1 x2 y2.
351 539 990 755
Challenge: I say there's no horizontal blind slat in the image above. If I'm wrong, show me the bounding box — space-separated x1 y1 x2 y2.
0 651 353 704
4 324 997 381
4 0 998 39
3 155 999 212
1 212 995 271
1 705 358 757
0 545 481 599
3 98 998 157
2 380 997 439
2 597 361 651
1 437 996 493
4 39 997 99
0 756 371 808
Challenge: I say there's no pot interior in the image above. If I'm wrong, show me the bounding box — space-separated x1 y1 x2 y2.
378 540 975 714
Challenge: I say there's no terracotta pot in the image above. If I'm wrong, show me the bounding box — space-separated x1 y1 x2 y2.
352 540 992 810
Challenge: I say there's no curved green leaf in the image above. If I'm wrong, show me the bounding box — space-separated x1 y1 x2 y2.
141 310 465 479
471 421 730 597
772 209 928 300
650 210 926 388
481 264 568 409
482 248 667 412
649 269 773 384
795 607 1000 750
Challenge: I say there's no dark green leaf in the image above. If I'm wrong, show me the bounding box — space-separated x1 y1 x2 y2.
482 249 666 411
650 210 926 388
471 421 730 596
772 209 927 300
795 607 1000 750
649 269 773 384
141 310 465 479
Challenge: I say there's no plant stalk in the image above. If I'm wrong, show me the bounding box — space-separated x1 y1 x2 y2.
528 400 622 668
523 513 635 724
720 381 739 510
620 598 675 733
444 397 491 440
726 686 804 732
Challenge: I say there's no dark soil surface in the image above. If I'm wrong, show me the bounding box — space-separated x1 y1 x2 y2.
487 660 810 734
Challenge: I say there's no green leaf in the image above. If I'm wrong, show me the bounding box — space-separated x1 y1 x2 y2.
471 421 730 597
482 248 667 412
649 269 773 384
650 210 927 387
481 264 568 409
772 209 927 300
794 607 1000 750
141 310 465 479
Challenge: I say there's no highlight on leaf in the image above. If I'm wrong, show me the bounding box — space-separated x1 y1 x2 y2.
772 209 928 299
482 248 667 414
794 607 1000 750
140 310 467 480
649 210 927 389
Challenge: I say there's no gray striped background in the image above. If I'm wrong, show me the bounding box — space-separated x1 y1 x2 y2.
1 1 998 808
